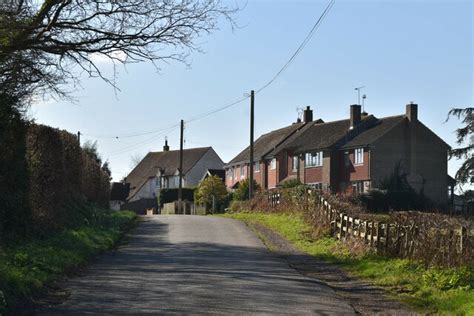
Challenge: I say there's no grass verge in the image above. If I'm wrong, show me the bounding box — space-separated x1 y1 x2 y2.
222 212 474 315
0 208 137 314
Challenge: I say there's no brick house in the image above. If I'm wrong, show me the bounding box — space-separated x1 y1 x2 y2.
226 103 451 205
225 106 315 190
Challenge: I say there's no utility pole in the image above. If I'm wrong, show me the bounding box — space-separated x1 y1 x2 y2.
77 131 81 145
178 119 184 214
249 90 255 200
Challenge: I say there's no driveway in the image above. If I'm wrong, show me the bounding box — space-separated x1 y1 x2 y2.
39 215 355 315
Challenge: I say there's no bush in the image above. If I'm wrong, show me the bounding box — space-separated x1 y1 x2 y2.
194 175 228 213
233 178 260 201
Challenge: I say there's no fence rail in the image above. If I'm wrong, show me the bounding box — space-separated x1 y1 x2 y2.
268 191 472 257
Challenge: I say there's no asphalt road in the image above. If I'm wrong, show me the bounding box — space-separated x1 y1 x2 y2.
40 216 355 315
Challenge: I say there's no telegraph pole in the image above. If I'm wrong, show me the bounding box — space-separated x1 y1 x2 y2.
77 131 81 145
249 90 255 199
178 119 184 214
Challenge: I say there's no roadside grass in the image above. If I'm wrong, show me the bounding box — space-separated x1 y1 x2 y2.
222 212 474 315
0 208 137 314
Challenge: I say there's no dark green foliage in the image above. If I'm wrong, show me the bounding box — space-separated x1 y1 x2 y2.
158 188 195 207
446 107 473 186
233 178 260 201
194 175 228 213
0 95 30 238
280 178 302 189
361 162 430 211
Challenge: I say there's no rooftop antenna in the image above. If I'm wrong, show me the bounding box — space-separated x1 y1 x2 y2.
354 86 365 105
362 94 367 114
296 107 304 122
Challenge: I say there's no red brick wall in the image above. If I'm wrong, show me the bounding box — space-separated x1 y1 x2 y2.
304 166 323 184
287 152 298 176
254 162 264 187
337 148 370 187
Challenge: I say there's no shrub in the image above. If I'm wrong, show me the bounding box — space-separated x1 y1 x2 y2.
233 178 260 201
194 175 228 212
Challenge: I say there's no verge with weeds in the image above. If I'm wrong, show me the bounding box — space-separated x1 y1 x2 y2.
222 211 474 315
0 208 137 314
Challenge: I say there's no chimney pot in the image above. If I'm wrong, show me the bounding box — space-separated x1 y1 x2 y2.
350 104 362 129
406 103 418 122
303 106 313 123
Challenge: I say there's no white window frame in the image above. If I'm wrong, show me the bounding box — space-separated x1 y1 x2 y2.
354 148 364 165
269 158 276 170
227 168 233 180
254 162 260 172
305 151 323 167
240 165 245 178
292 156 298 171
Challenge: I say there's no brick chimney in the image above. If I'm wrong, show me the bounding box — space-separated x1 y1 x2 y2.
303 106 313 123
406 102 418 122
350 104 361 129
163 139 170 151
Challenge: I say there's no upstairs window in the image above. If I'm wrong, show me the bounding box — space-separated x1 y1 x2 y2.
269 158 276 170
240 165 245 178
227 168 233 179
305 151 323 167
254 162 260 172
354 148 364 165
292 156 299 171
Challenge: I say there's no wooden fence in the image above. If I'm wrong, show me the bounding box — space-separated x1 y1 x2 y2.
268 191 472 257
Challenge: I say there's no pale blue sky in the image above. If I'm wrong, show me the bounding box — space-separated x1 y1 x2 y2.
29 0 473 185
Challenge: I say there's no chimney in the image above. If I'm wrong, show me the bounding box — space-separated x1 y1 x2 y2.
406 102 418 122
303 106 313 123
350 104 361 129
163 139 170 151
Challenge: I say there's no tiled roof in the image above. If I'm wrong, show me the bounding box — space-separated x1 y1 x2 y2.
340 115 406 149
227 122 305 166
265 116 373 156
126 147 211 200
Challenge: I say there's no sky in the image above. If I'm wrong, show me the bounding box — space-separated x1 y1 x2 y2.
29 0 473 187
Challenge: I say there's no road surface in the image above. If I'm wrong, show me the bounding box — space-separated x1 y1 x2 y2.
40 216 355 315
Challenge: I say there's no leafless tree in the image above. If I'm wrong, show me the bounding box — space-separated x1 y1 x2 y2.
129 153 143 169
0 0 237 104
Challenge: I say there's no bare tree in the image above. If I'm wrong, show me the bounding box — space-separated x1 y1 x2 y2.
0 0 236 104
130 153 144 169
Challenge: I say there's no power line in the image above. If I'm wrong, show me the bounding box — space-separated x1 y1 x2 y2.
256 0 335 94
93 0 335 156
82 122 180 139
185 0 335 124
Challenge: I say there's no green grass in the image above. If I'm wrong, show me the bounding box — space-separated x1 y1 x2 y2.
0 208 137 314
222 212 474 315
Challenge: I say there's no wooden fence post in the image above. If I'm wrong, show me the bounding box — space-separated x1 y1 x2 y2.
339 213 344 240
376 222 382 249
459 226 467 253
385 223 391 253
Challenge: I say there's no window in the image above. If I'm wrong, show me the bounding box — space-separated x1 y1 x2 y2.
354 148 364 165
269 158 276 170
351 181 364 193
227 168 233 179
292 156 298 171
240 165 245 178
254 162 260 172
305 151 323 167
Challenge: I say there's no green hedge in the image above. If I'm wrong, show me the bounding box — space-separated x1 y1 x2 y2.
0 108 111 237
158 188 195 207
